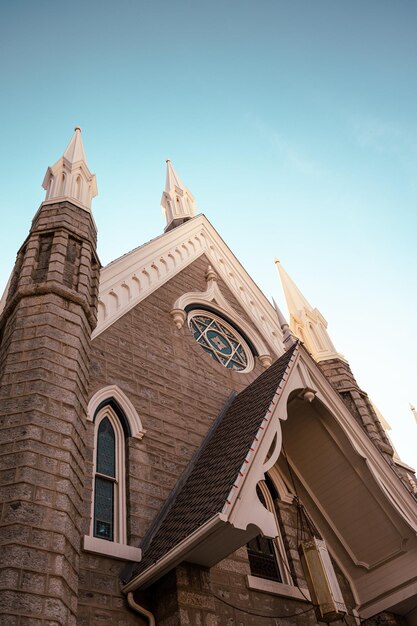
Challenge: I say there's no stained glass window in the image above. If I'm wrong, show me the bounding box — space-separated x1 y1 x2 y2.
189 312 251 372
94 476 114 540
97 417 116 477
94 417 116 541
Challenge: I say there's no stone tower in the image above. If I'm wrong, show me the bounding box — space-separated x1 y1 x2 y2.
0 129 100 625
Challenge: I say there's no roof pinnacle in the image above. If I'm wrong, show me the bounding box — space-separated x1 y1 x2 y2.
42 127 97 212
275 259 345 363
161 160 197 232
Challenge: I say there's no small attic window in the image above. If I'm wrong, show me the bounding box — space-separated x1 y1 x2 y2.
188 310 254 373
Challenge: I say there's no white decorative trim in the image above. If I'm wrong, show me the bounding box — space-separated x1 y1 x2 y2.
257 480 293 585
87 387 144 553
88 385 145 440
223 345 301 537
83 535 141 561
246 575 311 601
93 215 285 358
171 265 272 369
268 464 294 504
294 349 417 536
161 160 196 229
42 127 97 212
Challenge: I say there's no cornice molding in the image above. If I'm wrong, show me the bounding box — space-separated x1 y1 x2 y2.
93 215 285 356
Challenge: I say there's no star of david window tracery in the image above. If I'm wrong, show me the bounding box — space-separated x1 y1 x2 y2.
188 311 253 372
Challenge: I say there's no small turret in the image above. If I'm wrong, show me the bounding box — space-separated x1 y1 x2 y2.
42 126 98 211
161 160 197 232
275 259 345 363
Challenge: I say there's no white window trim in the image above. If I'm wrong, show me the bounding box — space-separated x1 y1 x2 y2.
258 480 293 586
87 384 146 440
84 387 143 562
91 406 126 544
246 575 310 601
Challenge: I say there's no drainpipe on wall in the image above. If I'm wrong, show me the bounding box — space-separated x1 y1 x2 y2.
127 592 156 626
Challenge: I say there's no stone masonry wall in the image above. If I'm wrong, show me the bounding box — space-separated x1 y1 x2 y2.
79 254 358 624
79 253 273 624
0 201 99 626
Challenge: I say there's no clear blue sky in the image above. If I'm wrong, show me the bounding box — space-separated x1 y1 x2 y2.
1 1 416 465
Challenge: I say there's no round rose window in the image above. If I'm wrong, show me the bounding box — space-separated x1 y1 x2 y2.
188 311 253 372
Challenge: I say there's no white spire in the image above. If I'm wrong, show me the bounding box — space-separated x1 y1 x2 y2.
410 404 417 425
161 160 197 232
42 127 97 212
275 259 346 363
272 296 296 348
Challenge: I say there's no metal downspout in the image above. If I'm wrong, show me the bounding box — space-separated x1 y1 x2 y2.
127 591 156 626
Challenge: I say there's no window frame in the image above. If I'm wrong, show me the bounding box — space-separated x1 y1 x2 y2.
247 479 293 587
188 308 255 373
257 479 293 586
84 386 143 561
91 405 127 545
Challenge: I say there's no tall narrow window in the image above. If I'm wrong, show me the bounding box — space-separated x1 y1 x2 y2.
247 533 282 582
94 417 116 540
85 388 144 561
91 405 127 545
247 479 293 585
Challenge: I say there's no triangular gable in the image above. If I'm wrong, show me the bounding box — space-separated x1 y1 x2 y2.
121 342 299 591
121 341 417 615
94 214 286 356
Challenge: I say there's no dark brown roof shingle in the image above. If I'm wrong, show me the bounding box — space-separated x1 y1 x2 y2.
122 342 298 584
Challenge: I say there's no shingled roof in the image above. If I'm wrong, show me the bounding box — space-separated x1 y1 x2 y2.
122 342 299 586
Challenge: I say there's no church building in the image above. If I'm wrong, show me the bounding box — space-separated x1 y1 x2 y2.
1 128 417 626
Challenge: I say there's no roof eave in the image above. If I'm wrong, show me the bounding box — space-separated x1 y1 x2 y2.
121 512 226 592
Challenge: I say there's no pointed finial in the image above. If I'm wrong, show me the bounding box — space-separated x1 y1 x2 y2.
275 258 345 363
205 265 218 283
161 160 197 232
42 128 97 212
275 259 313 313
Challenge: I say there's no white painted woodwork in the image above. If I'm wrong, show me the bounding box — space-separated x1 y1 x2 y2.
42 127 97 212
94 215 285 357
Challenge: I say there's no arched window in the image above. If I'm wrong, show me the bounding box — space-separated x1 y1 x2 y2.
247 477 293 585
92 406 127 544
84 387 143 561
94 417 117 540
